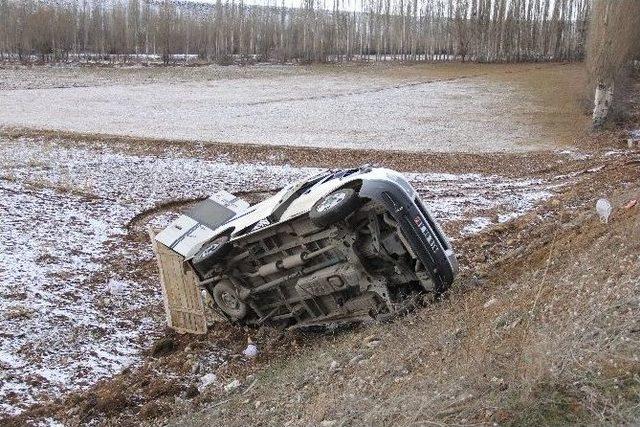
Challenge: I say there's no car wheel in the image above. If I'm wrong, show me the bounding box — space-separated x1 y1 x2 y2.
212 280 247 320
309 188 361 227
191 235 231 277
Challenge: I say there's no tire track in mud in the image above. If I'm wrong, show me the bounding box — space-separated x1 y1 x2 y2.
244 75 482 106
125 189 280 240
125 196 208 240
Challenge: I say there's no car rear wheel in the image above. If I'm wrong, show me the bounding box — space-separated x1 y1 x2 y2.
191 235 231 277
309 188 361 227
212 280 247 320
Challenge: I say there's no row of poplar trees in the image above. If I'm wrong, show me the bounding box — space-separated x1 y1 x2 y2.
0 0 590 64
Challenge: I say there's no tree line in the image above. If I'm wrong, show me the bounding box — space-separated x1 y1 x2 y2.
0 0 590 64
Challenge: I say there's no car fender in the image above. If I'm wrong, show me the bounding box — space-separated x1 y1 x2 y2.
279 175 362 221
358 169 416 201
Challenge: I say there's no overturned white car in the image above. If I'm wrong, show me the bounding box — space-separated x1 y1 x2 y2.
153 166 457 330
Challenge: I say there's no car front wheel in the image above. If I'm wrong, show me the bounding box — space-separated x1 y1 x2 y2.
309 188 361 227
212 280 247 320
191 235 231 277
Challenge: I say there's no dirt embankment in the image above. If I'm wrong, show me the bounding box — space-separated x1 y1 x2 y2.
1 125 631 178
4 143 639 427
174 158 640 427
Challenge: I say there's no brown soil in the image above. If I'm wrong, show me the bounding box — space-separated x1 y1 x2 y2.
3 129 639 426
1 125 632 179
3 70 639 425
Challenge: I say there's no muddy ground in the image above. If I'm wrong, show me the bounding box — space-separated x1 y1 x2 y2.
1 126 639 426
0 133 585 417
1 63 639 426
0 62 588 152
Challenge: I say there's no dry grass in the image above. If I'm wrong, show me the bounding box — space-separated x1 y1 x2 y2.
0 139 104 199
173 161 640 427
1 172 99 200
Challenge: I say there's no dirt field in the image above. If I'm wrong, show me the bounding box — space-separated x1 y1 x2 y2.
0 63 588 152
1 62 638 425
3 131 638 426
0 134 588 418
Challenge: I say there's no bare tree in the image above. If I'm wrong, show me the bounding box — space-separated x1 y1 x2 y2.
0 0 590 65
586 0 640 128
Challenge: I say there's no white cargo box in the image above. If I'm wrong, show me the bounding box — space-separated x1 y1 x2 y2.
151 190 249 333
155 190 249 258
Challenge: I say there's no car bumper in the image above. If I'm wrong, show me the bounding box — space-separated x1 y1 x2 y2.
360 179 458 292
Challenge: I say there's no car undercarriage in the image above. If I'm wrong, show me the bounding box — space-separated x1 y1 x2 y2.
153 167 457 331
198 198 438 328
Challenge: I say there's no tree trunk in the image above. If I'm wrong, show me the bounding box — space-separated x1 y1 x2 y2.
592 81 614 128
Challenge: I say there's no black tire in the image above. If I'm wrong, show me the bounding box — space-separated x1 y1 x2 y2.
191 235 231 277
309 188 361 228
212 280 247 320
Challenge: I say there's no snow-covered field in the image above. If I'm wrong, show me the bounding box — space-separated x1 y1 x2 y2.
0 136 567 416
0 66 557 153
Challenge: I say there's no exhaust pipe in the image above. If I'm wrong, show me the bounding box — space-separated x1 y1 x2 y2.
252 245 336 277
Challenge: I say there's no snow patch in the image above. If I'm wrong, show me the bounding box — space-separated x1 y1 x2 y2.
461 217 493 235
0 137 566 416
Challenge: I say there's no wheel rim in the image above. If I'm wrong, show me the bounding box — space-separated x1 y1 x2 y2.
202 242 219 257
220 291 240 310
316 191 347 213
